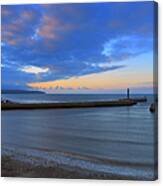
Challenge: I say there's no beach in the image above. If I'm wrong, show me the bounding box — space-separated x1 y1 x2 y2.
1 1 158 181
1 94 157 180
2 155 100 179
2 155 139 179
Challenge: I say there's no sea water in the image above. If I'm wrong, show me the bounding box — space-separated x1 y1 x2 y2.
1 94 157 180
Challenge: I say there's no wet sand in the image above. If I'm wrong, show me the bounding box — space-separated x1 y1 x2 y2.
2 155 149 180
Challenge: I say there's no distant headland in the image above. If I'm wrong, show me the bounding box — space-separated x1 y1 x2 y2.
1 89 45 94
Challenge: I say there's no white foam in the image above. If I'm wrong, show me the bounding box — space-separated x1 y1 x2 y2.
2 146 154 180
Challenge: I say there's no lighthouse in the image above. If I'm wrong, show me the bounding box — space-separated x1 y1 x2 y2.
127 88 130 99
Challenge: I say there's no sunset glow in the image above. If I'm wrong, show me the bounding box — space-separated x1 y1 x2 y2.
1 2 155 93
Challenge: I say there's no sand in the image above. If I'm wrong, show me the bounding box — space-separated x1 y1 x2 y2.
2 155 142 180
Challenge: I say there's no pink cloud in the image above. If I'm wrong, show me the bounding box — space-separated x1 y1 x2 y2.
2 7 75 47
1 7 12 17
2 27 18 45
37 15 59 40
37 15 74 40
2 22 24 45
2 9 37 46
21 10 35 21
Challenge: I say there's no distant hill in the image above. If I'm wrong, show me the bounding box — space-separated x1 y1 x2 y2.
1 89 45 94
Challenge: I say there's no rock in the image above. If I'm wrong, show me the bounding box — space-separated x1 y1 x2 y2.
149 103 155 113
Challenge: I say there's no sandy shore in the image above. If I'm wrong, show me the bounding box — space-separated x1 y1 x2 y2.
2 155 144 180
1 155 93 178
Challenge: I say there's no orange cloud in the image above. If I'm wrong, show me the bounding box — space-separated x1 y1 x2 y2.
27 68 153 91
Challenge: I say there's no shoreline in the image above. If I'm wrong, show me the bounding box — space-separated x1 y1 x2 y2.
1 95 154 180
2 155 154 180
1 146 156 180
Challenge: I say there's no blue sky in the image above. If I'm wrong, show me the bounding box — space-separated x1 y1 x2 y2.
1 2 156 93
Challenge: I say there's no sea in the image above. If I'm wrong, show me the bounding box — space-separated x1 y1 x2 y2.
1 93 157 180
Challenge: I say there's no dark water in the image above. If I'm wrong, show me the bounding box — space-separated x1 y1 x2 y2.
1 94 156 179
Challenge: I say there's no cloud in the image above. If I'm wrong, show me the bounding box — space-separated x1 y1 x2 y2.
102 35 153 61
1 64 5 68
1 7 40 46
20 65 49 74
1 7 11 16
1 2 155 90
36 15 74 40
88 62 111 69
36 15 60 40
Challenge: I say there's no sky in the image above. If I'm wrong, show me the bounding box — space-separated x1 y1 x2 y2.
1 2 156 94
